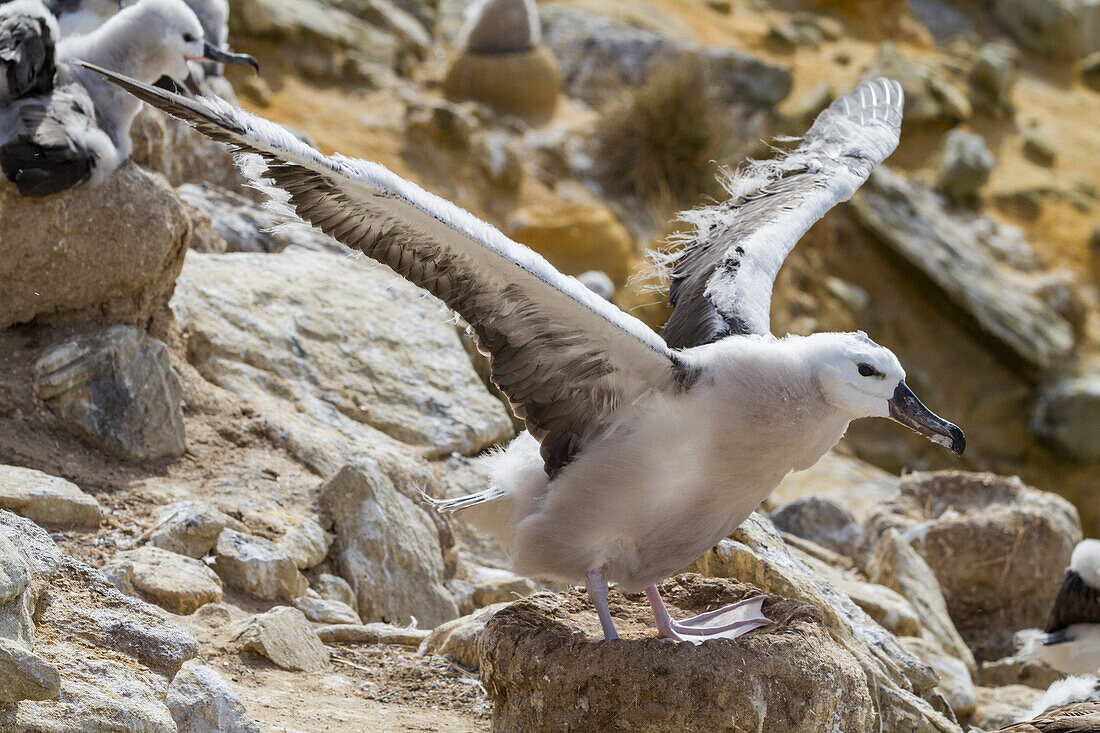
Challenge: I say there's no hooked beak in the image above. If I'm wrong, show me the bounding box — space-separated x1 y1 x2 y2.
187 41 259 73
888 381 966 455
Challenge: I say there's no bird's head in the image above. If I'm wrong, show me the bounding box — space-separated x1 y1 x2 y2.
809 331 965 455
110 0 256 84
1071 540 1100 590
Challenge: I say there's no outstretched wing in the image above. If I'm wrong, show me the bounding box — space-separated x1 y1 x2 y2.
0 0 58 101
81 63 685 477
660 77 904 349
1046 569 1100 634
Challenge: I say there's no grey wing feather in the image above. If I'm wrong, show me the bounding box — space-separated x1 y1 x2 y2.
661 77 904 348
78 63 684 477
1045 569 1100 633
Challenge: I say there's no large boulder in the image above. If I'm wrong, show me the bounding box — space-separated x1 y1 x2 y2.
148 500 245 558
767 451 898 522
0 162 190 332
166 661 262 733
934 129 995 201
321 461 460 628
101 545 223 615
770 495 861 558
992 0 1084 58
213 529 308 601
0 466 101 530
1030 373 1100 462
171 249 514 476
481 576 880 732
234 606 329 672
849 167 1075 375
863 471 1081 660
33 326 186 461
541 7 791 110
458 0 537 53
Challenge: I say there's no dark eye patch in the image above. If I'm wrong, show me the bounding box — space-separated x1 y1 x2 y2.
857 363 880 378
183 33 197 42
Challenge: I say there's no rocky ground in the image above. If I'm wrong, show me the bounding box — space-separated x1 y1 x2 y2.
3 0 1100 730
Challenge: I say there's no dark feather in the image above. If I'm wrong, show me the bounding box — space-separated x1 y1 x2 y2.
0 84 97 196
1046 569 1100 634
0 10 56 100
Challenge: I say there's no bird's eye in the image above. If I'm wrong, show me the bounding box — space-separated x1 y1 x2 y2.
857 364 876 377
183 33 197 42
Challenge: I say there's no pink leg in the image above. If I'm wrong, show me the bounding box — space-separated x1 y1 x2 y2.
645 584 770 643
586 568 619 640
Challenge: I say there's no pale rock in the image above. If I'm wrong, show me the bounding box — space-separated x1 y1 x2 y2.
0 466 101 530
770 495 861 558
269 513 332 570
541 7 791 109
148 500 244 558
443 46 560 120
480 577 880 731
0 533 29 606
130 107 248 194
167 660 262 733
33 326 186 461
850 167 1075 375
935 129 995 200
312 573 358 614
899 635 976 720
0 636 59 703
0 511 63 647
863 472 1081 660
865 528 977 675
867 43 970 123
214 529 308 601
171 250 513 476
294 594 361 625
315 622 429 647
969 685 1043 730
766 450 897 522
101 545 223 615
321 461 459 628
993 0 1082 57
978 655 1063 690
419 602 506 669
236 606 329 672
0 162 190 332
1024 130 1057 165
970 42 1018 112
468 567 537 608
686 514 957 730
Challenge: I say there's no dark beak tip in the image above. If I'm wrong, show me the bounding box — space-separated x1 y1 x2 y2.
950 426 966 456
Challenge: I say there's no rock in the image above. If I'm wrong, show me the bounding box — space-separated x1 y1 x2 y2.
321 462 460 628
0 162 190 332
970 42 1018 112
1082 49 1100 83
235 606 329 672
130 107 247 194
1024 130 1057 166
849 167 1075 375
227 0 401 83
0 533 29 607
294 594 361 625
176 183 340 254
166 661 262 733
467 566 537 608
172 250 513 476
312 573 358 614
686 514 957 730
1031 373 1100 462
542 7 791 109
269 513 331 570
443 46 560 120
863 472 1081 661
868 43 970 123
899 636 976 720
0 636 60 703
330 0 431 54
419 602 506 669
970 684 1044 730
978 655 1063 690
0 466 101 530
0 511 63 646
33 326 186 462
213 530 308 602
480 577 883 732
770 495 861 558
767 450 898 522
101 545 223 615
865 528 976 675
148 500 243 558
457 0 537 53
935 129 995 201
577 270 615 302
992 0 1082 58
505 196 635 285
315 622 429 647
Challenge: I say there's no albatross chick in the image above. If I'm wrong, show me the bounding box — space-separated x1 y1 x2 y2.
81 69 965 642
